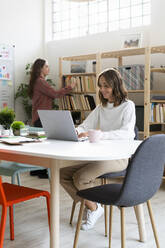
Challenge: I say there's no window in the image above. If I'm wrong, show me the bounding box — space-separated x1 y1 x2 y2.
52 0 151 40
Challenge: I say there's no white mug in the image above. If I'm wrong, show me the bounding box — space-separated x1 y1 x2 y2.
88 129 102 143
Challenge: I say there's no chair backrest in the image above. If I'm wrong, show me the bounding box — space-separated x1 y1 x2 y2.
116 134 165 207
134 125 139 140
0 176 7 205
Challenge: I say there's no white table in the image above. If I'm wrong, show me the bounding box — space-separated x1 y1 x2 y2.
0 139 146 247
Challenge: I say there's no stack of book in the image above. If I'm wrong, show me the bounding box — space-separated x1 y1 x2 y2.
61 94 96 111
63 75 96 92
27 130 46 139
150 103 165 123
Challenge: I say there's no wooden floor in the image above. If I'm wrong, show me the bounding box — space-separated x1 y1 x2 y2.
1 173 165 248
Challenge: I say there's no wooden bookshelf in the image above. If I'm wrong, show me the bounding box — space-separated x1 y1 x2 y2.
59 45 165 131
59 53 101 122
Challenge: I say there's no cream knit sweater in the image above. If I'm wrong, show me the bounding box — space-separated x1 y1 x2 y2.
76 100 136 140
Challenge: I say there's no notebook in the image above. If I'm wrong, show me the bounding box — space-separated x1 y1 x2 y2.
38 110 87 142
0 136 41 145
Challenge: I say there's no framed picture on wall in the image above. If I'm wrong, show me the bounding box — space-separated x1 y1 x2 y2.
121 33 142 49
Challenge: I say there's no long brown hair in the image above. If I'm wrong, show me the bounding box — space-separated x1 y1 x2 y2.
98 68 128 106
28 58 46 98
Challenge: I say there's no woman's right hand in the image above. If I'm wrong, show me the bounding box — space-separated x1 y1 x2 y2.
70 81 77 89
78 132 88 138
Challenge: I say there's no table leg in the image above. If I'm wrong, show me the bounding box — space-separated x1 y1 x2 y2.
134 204 147 242
50 160 60 248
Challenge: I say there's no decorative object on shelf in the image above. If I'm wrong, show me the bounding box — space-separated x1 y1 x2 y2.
11 121 25 136
0 107 15 133
71 61 86 73
92 61 96 73
121 33 142 49
118 64 153 90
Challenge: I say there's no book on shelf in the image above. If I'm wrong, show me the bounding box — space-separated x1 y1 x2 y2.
150 103 165 123
85 95 96 110
151 95 165 100
60 94 96 111
63 75 96 93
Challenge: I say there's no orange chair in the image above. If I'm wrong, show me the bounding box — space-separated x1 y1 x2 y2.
0 176 50 248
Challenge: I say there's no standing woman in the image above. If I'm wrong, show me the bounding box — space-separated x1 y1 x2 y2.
28 58 76 127
28 58 76 178
60 68 136 230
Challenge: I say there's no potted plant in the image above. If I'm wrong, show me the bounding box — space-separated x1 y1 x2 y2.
11 121 25 136
0 107 15 135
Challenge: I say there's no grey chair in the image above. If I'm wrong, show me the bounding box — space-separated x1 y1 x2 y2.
73 134 165 248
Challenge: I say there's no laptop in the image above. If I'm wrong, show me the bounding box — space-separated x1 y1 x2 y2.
38 110 87 142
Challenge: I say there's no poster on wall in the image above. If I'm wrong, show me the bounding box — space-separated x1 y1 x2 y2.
0 44 12 59
0 44 14 109
0 61 12 80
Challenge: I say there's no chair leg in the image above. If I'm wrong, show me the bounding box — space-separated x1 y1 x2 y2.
120 207 125 248
73 199 85 248
147 200 160 248
47 168 51 181
16 173 21 185
11 175 16 184
45 195 51 232
103 177 108 237
0 205 7 248
70 200 77 225
134 204 146 242
109 205 113 248
9 205 14 240
104 204 108 237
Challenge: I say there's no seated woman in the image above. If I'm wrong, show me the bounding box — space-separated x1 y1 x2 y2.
60 68 135 231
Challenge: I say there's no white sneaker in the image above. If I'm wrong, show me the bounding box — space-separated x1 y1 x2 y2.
81 203 104 231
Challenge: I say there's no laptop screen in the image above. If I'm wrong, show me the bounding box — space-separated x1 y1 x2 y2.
38 110 79 141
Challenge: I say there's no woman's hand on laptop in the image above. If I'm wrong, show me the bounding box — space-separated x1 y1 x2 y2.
78 132 88 138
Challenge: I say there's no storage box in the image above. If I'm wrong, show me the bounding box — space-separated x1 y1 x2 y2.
118 64 153 90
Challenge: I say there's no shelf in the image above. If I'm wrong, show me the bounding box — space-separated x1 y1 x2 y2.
71 91 96 94
128 90 144 93
63 73 96 77
149 131 165 135
151 90 165 94
149 122 165 125
151 68 165 73
101 45 165 59
62 54 97 61
150 100 165 103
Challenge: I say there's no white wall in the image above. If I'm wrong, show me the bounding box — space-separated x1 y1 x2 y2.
1 0 44 121
46 0 165 105
1 0 164 120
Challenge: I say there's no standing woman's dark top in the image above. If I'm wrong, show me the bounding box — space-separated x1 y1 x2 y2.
29 58 76 127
